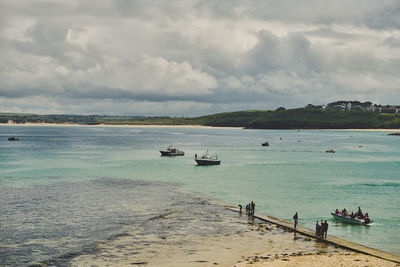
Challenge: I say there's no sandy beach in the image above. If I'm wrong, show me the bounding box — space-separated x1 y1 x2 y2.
2 122 243 129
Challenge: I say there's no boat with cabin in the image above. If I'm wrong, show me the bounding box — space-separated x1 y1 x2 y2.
325 149 335 153
159 146 185 156
8 137 20 141
195 151 221 165
261 142 269 146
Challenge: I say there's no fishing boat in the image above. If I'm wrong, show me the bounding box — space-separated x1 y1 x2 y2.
8 137 20 141
261 142 269 146
331 212 372 225
159 146 184 156
195 151 221 165
325 149 335 153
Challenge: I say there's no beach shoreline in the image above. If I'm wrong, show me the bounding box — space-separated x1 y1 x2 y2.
69 193 400 267
1 122 244 129
2 122 400 132
69 204 399 267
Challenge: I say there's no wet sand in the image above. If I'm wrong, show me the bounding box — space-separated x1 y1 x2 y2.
71 216 348 267
239 253 398 266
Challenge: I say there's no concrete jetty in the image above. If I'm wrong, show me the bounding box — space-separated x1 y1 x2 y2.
225 206 400 264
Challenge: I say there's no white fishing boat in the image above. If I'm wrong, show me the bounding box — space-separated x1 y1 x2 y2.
159 146 184 156
195 151 221 165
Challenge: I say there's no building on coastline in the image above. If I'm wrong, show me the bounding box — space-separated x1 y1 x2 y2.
324 101 399 114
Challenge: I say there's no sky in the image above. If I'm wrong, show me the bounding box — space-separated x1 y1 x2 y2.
1 1 400 116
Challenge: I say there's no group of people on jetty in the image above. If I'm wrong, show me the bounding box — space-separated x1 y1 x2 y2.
238 201 256 215
335 206 369 220
315 220 329 238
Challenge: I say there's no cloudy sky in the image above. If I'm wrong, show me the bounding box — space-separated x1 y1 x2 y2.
1 1 400 116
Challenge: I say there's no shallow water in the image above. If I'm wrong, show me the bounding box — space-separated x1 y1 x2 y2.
0 126 399 265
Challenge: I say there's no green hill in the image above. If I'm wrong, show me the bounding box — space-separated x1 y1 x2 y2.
195 108 400 129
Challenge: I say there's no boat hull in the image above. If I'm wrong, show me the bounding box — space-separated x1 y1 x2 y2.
195 159 221 165
331 213 370 225
160 151 184 156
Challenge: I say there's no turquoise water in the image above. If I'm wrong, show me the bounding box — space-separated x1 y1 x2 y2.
1 126 399 260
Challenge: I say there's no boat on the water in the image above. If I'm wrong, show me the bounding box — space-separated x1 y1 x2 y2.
159 146 184 156
195 151 220 165
325 149 335 153
8 137 20 141
331 212 372 225
261 142 269 146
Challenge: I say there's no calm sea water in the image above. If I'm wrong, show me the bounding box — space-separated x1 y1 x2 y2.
0 126 399 264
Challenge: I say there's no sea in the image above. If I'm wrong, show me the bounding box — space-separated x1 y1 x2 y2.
0 125 399 265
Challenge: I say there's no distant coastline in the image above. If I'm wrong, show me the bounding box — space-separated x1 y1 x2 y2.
2 107 400 130
1 121 244 129
2 122 400 132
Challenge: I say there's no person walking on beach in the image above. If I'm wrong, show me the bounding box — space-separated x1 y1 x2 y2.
293 212 298 230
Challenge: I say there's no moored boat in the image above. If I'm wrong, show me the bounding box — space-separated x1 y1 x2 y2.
325 149 335 153
159 146 184 156
261 142 269 146
195 151 220 165
331 212 372 225
8 137 20 141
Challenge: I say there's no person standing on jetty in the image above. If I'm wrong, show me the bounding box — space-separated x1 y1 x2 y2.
324 220 329 238
251 201 255 215
293 212 298 230
316 221 321 236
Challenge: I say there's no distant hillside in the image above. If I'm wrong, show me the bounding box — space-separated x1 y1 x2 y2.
195 108 400 129
1 108 400 129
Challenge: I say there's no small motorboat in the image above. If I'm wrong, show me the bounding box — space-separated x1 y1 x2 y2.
325 149 335 153
331 211 372 225
8 137 20 141
159 146 184 156
261 142 269 146
195 151 221 165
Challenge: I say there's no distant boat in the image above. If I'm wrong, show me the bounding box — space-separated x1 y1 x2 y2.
261 142 269 146
331 212 372 225
195 151 221 165
325 149 335 153
159 146 184 156
8 137 20 141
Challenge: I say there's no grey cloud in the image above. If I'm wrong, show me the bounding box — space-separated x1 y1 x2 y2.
245 31 324 74
383 37 400 47
1 1 400 116
196 0 400 29
366 1 400 29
